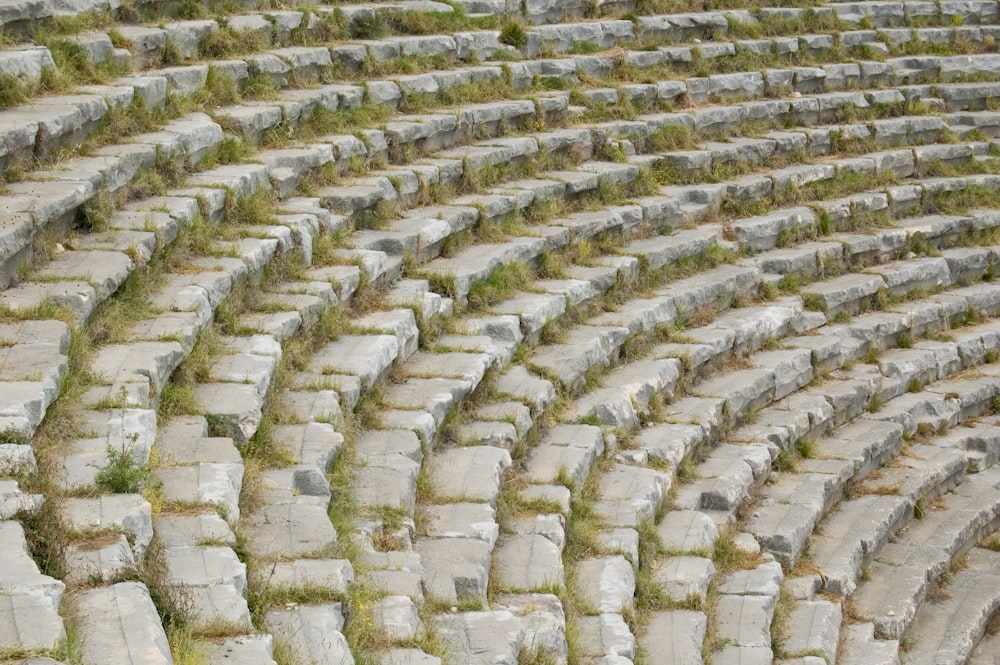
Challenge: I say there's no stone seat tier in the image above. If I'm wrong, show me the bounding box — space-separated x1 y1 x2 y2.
4 119 997 508
9 0 993 659
447 229 1000 661
0 67 896 291
490 251 1000 660
849 464 1000 639
588 308 1000 661
3 40 997 317
900 546 1000 665
7 0 998 82
7 27 1000 269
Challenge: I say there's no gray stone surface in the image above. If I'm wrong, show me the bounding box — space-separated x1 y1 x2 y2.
638 611 707 665
717 561 783 597
244 503 337 560
0 591 65 651
76 582 171 665
60 494 153 556
575 556 635 614
900 548 1000 665
653 556 716 604
782 600 841 663
656 510 719 554
715 594 774 648
373 596 424 642
419 502 498 547
839 623 899 665
265 603 353 665
258 559 354 595
426 446 510 505
809 494 910 595
63 534 135 585
494 533 565 592
432 611 524 665
415 537 492 603
205 635 278 665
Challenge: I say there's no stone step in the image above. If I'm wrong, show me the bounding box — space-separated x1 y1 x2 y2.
749 418 904 566
0 319 70 441
638 610 708 665
969 620 1000 665
0 520 64 611
7 9 1000 223
12 5 1000 665
0 79 984 338
263 603 352 665
748 321 1000 571
674 443 771 515
849 465 1000 639
528 324 630 393
900 547 1000 665
74 581 172 665
522 424 605 493
4 5 985 102
568 358 683 428
0 50 985 293
839 622 901 665
526 253 1000 663
163 544 251 631
781 599 842 663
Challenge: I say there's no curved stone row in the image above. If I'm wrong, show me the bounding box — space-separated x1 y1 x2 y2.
8 0 1000 662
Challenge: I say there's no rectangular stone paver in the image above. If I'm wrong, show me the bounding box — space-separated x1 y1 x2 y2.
0 591 65 651
76 581 172 665
264 603 353 665
639 610 707 665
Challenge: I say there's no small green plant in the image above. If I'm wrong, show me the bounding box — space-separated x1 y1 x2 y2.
95 433 151 493
794 438 815 459
772 450 798 472
499 20 527 49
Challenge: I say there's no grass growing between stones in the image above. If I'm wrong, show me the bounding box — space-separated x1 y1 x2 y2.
466 261 535 311
556 459 617 660
769 588 798 659
10 282 209 658
323 400 450 663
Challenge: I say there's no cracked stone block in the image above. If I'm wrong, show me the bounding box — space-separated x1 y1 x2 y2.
415 537 492 603
432 611 524 665
63 534 136 585
494 533 565 592
0 591 65 651
75 582 171 665
575 556 635 614
61 494 153 557
264 603 353 665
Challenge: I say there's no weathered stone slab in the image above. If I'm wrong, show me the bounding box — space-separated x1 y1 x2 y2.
264 603 353 665
638 611 707 665
76 582 171 665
